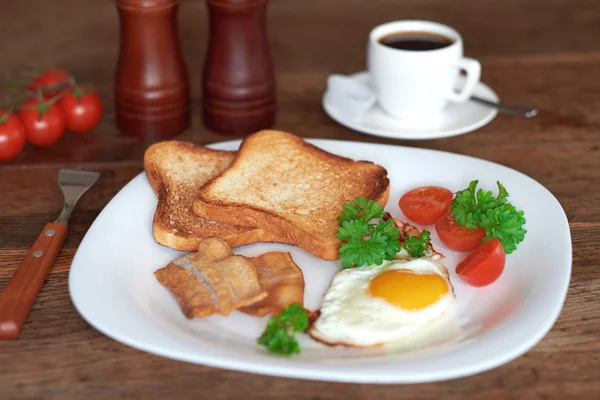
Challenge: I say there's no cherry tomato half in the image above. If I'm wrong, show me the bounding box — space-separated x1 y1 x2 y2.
456 238 506 287
19 98 66 147
29 68 71 97
59 90 103 133
435 212 486 252
0 111 26 161
399 186 453 225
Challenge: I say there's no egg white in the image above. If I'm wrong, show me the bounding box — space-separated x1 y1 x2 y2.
309 259 455 347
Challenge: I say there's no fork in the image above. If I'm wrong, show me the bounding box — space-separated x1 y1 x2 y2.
0 168 100 339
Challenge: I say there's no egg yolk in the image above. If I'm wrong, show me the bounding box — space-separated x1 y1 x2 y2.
369 270 448 310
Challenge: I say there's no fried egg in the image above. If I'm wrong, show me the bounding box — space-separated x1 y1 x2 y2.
309 259 455 347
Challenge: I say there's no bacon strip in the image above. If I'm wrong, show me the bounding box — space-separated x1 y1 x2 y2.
155 238 267 318
239 252 305 317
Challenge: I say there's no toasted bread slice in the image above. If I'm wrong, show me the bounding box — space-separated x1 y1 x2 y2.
144 141 285 251
239 252 305 317
192 130 390 260
155 238 267 318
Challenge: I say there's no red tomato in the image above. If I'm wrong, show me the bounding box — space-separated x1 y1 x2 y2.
435 212 486 252
59 90 103 133
29 68 71 97
19 98 66 146
0 111 26 161
399 186 453 225
456 238 506 287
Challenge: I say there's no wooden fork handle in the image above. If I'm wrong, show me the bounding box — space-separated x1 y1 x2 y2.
0 223 67 339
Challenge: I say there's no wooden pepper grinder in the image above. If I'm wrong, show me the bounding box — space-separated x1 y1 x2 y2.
203 0 276 135
115 0 189 140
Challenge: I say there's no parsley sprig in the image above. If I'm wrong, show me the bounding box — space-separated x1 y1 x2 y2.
403 230 430 259
336 198 429 268
337 219 401 269
450 180 526 254
338 197 386 226
257 304 308 355
337 198 400 268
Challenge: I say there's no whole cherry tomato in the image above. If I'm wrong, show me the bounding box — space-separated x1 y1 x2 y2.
59 88 103 133
435 212 486 252
0 110 26 161
399 186 454 225
19 97 66 146
29 68 71 97
456 238 506 287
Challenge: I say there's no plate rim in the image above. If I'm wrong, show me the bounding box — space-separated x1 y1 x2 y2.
69 138 572 384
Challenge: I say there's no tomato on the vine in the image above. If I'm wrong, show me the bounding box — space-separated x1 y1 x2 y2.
0 110 26 161
29 68 71 97
19 97 66 147
59 88 103 133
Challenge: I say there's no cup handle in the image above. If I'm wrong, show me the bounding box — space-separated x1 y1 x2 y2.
447 57 481 103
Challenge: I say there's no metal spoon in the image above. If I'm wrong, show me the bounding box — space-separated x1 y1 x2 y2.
470 96 538 118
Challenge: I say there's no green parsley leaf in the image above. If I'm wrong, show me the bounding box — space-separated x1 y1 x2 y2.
337 197 385 226
403 230 431 258
475 187 496 214
451 180 480 229
451 180 512 229
337 218 400 269
494 182 510 207
337 198 400 269
257 304 308 355
450 180 527 253
479 204 527 254
278 303 309 331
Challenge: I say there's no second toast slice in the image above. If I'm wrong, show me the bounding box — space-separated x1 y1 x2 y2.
192 130 390 260
145 141 285 251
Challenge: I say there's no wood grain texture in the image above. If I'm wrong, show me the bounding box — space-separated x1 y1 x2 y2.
0 0 599 398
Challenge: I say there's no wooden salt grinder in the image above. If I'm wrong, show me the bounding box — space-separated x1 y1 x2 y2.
203 0 276 135
115 0 190 140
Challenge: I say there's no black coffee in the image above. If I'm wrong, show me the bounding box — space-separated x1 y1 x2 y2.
379 31 453 51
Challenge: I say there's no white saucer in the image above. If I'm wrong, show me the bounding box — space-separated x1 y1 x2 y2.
322 71 499 140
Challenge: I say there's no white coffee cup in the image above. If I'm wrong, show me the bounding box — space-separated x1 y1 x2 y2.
368 20 481 126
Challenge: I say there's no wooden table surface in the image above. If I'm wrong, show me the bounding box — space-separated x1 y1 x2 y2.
1 0 599 399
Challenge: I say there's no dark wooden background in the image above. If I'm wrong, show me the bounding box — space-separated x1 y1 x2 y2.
1 0 599 399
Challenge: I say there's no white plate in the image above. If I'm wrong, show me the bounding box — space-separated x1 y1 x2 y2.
69 139 571 384
322 71 498 140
